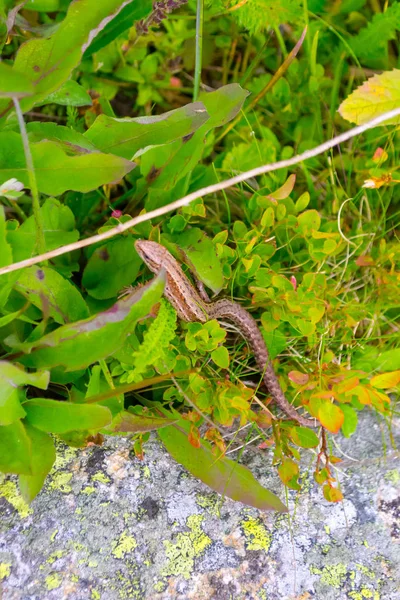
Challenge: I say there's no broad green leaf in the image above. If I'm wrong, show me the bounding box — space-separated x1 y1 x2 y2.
83 0 153 57
107 411 177 433
0 62 34 98
15 266 89 324
24 0 60 10
0 420 31 474
17 271 165 371
340 405 358 438
339 70 400 126
0 205 15 309
290 426 320 448
7 198 78 263
82 236 142 300
158 422 288 512
211 346 230 369
27 122 98 152
19 423 56 502
84 101 209 160
370 370 400 389
38 80 92 107
0 361 49 426
171 228 224 293
141 84 250 191
352 348 400 373
0 132 135 196
3 0 151 114
318 401 344 434
23 398 112 433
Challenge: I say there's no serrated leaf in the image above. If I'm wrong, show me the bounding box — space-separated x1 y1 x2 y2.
17 272 165 371
318 401 344 434
159 422 287 512
339 70 400 126
370 370 400 389
23 399 112 433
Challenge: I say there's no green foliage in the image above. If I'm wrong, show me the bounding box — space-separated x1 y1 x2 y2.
0 0 399 508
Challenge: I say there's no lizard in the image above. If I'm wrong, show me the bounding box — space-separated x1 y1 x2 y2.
135 239 318 429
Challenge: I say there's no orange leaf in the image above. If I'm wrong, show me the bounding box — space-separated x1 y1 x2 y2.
370 370 400 389
323 485 344 503
318 402 344 434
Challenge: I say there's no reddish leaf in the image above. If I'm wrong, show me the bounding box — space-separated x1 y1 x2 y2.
288 371 309 386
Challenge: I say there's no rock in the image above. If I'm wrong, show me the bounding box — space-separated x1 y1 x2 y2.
1 411 399 599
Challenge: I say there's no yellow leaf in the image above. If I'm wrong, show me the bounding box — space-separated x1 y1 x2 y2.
318 402 344 434
338 70 400 126
370 370 400 389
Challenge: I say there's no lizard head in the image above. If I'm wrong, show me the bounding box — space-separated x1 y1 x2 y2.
135 239 167 274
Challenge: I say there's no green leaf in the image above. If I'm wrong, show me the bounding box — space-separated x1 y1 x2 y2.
84 101 210 160
4 0 151 114
83 0 153 57
0 420 31 475
107 411 177 433
27 122 98 152
82 236 142 300
19 423 56 502
23 398 112 433
158 421 288 512
211 346 230 369
340 405 358 438
172 228 224 293
141 84 250 191
17 271 166 371
38 80 92 107
15 266 89 324
7 198 78 262
278 457 300 490
0 361 49 426
0 132 135 196
290 426 320 448
0 62 34 98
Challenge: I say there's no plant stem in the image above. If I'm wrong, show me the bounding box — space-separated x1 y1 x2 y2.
193 0 204 100
13 98 46 256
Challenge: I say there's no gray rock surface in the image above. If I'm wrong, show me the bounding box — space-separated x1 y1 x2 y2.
1 411 399 600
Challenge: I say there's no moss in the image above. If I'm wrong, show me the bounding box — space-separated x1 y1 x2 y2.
241 517 272 552
356 564 376 579
0 480 32 518
71 574 79 583
50 529 58 542
48 472 73 493
91 590 101 600
162 514 212 580
142 466 151 479
45 572 62 590
0 563 11 580
92 472 110 484
153 581 165 592
88 560 98 568
112 531 137 559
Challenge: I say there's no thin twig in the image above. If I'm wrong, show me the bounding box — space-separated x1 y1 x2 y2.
1 106 400 277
